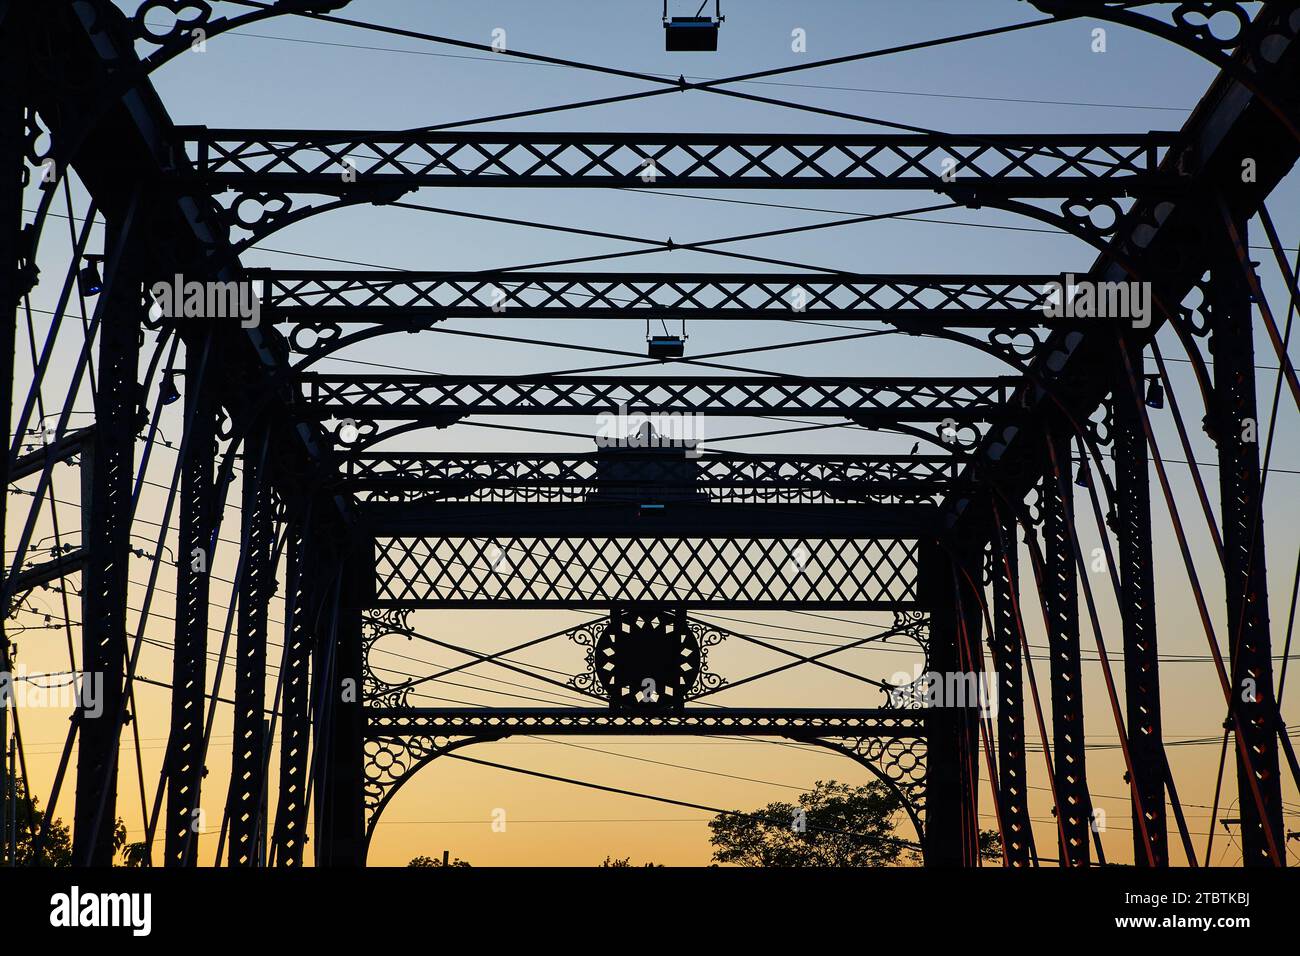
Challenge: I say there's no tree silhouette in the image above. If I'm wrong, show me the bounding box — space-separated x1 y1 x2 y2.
977 827 1003 862
708 779 914 867
599 855 662 867
408 853 471 867
120 841 151 867
5 781 126 866
710 779 1004 866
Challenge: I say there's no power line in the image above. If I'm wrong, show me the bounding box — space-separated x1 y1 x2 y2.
216 28 1190 114
433 750 922 849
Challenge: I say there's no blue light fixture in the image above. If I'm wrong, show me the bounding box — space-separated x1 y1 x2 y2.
78 256 103 297
159 371 181 406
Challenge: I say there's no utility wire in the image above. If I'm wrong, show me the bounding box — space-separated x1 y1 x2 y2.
210 28 1190 114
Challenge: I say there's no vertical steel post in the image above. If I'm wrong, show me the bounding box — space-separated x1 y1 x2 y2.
1113 353 1168 865
225 424 275 866
990 513 1034 865
314 537 369 867
1039 430 1091 867
921 539 980 866
73 236 141 866
164 341 218 866
1209 214 1285 866
272 515 322 867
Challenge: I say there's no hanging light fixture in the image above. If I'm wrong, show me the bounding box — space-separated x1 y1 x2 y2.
78 256 104 297
646 314 687 359
1144 377 1164 409
159 371 181 406
664 0 722 51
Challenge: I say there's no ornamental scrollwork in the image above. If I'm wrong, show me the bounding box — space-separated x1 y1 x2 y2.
362 609 414 709
363 734 499 837
881 611 931 711
814 735 927 840
568 608 726 709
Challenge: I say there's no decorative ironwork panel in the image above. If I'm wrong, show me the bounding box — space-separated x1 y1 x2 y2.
816 735 928 826
342 452 967 505
362 733 494 837
371 535 922 609
126 1 358 65
368 707 926 737
568 608 727 708
361 709 927 841
359 607 419 710
880 610 933 709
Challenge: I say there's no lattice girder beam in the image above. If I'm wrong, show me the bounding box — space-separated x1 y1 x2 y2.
367 506 927 609
300 374 1016 422
365 500 933 537
260 270 1066 326
369 539 923 609
181 128 1177 195
368 707 925 736
338 451 969 504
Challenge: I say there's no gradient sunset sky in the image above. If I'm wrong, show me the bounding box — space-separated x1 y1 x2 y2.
9 0 1298 866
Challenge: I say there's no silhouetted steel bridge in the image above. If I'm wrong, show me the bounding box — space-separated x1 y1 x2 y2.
1 1 1298 868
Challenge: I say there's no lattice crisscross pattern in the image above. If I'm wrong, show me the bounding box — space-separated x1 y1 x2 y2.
263 271 1057 322
372 535 921 608
187 130 1174 195
343 452 964 505
303 374 1013 420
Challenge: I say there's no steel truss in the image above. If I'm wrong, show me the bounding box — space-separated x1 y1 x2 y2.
369 529 924 610
261 270 1061 323
300 374 1015 420
182 128 1176 195
5 0 1298 872
338 451 968 505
